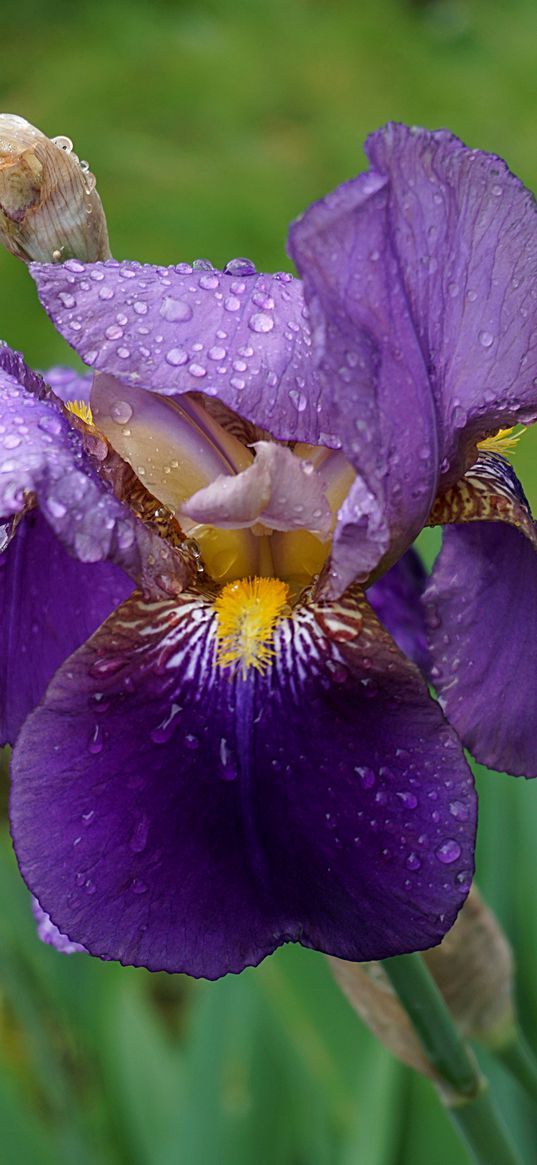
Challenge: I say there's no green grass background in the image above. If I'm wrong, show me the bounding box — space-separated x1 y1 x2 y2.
1 0 537 1161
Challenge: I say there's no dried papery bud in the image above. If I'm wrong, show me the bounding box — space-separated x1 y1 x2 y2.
329 887 515 1081
0 114 110 262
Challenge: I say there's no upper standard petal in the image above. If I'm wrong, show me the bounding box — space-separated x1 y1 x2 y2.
31 259 331 446
365 124 537 478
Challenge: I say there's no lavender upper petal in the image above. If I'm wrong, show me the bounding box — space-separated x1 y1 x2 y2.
0 509 131 745
11 586 475 977
288 169 438 589
31 259 332 445
365 124 537 478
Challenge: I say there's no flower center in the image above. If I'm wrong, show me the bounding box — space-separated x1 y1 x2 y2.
214 576 290 676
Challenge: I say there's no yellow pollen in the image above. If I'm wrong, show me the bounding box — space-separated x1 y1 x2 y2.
66 398 94 426
478 426 523 455
214 576 290 676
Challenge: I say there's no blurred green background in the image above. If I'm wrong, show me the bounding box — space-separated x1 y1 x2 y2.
1 0 537 1161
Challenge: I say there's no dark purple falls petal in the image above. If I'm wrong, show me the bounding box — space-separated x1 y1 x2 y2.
425 453 537 777
0 347 190 598
0 510 131 745
30 259 332 446
32 898 87 955
367 549 429 671
11 587 476 977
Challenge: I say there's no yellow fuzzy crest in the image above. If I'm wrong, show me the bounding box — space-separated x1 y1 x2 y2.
214 576 289 676
478 427 523 455
66 398 94 426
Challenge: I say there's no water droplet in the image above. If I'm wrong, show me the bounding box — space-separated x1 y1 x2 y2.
224 295 241 312
289 388 307 412
160 296 192 322
130 813 150 853
199 273 220 290
110 400 133 424
165 347 188 366
133 300 148 315
406 852 422 871
59 291 76 308
185 733 199 750
449 799 469 822
478 330 494 348
88 723 103 754
208 345 226 361
249 312 274 333
224 257 257 276
491 183 503 197
99 286 114 300
396 791 418 809
150 703 182 744
131 878 148 894
355 765 375 789
188 362 206 378
219 737 238 780
436 839 461 864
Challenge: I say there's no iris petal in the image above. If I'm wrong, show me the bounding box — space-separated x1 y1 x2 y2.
12 585 475 977
0 510 131 745
426 451 537 776
0 346 191 598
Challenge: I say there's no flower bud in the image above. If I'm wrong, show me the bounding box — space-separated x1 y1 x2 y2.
0 114 110 262
329 887 515 1081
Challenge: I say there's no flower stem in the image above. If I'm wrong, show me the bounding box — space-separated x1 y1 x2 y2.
495 1031 537 1104
383 954 523 1165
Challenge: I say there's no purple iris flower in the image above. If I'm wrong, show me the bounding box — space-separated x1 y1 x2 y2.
2 123 537 978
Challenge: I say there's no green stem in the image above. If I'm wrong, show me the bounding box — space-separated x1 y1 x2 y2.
383 954 523 1165
384 953 479 1095
496 1031 537 1104
448 1088 522 1165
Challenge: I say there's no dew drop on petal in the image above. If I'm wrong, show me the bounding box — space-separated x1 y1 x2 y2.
130 813 150 853
165 348 188 367
478 330 494 348
160 297 192 322
435 839 461 864
110 400 133 424
249 312 274 333
88 723 103 754
355 765 375 789
449 799 469 821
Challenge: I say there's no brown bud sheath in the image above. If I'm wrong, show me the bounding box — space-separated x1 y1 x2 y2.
329 887 515 1081
0 114 110 263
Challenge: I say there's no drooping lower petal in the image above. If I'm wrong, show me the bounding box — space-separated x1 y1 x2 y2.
32 898 87 955
425 451 537 775
367 549 429 671
0 348 190 598
0 509 131 745
11 586 475 977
